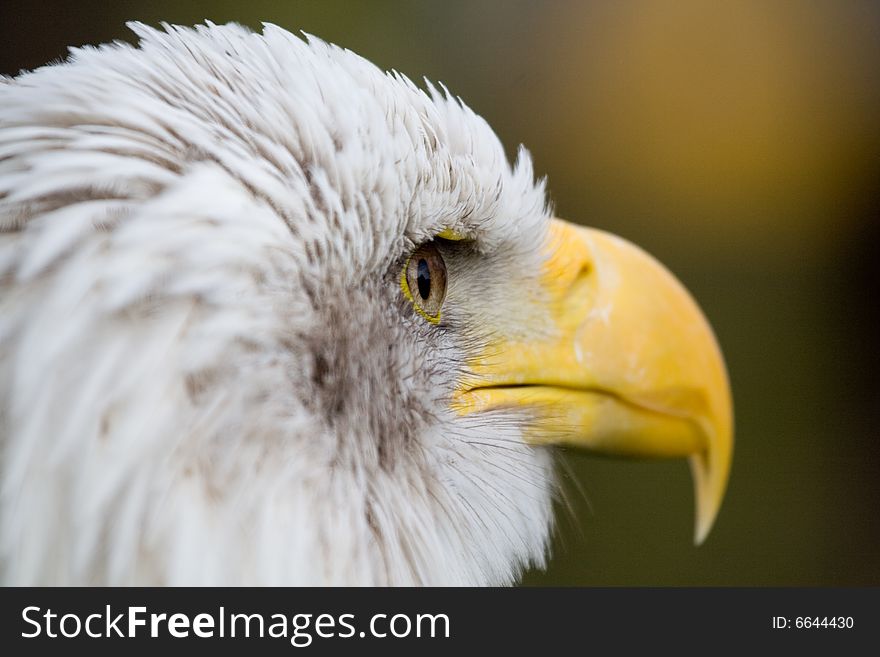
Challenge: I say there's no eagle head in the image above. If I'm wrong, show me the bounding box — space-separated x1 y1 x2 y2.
0 23 732 585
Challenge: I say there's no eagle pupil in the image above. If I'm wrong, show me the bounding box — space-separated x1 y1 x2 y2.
416 258 431 300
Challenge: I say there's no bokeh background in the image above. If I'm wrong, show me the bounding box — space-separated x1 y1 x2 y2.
2 0 878 585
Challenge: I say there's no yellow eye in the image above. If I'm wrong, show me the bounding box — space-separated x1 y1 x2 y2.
401 241 447 324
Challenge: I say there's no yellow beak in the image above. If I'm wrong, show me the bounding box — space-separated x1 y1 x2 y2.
453 219 733 544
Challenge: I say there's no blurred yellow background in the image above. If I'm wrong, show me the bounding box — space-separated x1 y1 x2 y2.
2 0 878 585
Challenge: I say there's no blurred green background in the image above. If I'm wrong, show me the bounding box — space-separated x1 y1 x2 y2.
2 0 878 585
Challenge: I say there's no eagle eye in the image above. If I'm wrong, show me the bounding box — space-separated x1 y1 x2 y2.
401 241 447 323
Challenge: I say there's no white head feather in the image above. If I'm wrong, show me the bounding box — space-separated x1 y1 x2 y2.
0 22 555 585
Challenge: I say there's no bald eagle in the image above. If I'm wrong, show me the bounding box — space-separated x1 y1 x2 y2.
0 23 732 585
